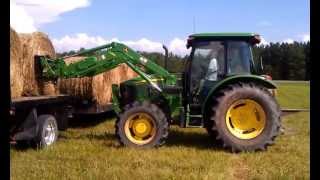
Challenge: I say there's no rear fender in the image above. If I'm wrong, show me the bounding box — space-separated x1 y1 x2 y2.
201 75 277 118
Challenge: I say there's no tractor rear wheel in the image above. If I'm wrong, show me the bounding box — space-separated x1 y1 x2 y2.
207 83 281 152
115 101 169 148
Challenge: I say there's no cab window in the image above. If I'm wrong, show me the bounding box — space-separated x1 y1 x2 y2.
227 41 252 74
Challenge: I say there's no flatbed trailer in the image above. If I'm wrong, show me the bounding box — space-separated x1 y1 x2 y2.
10 95 74 148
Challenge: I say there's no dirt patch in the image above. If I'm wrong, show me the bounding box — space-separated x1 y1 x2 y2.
227 155 249 180
281 125 296 135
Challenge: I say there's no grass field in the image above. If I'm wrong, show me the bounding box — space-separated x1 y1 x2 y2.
274 81 310 109
10 81 310 180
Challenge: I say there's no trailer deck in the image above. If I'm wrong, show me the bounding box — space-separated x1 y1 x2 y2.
11 95 72 108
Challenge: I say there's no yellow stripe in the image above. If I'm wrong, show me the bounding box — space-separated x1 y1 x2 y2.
134 78 164 85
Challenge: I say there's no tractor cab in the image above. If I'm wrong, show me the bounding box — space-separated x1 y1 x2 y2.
184 33 262 104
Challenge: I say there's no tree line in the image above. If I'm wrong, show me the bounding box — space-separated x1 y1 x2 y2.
252 42 310 80
57 41 310 80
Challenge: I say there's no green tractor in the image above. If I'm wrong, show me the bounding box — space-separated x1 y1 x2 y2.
40 32 281 152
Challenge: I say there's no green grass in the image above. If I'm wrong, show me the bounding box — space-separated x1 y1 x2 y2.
274 81 310 109
11 81 310 180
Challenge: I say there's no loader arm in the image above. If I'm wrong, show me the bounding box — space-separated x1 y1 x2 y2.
39 42 176 92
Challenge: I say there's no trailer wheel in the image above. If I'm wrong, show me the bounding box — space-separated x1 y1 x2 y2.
33 115 58 148
207 82 281 152
115 101 168 148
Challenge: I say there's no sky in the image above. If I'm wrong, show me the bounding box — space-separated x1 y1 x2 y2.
10 0 310 56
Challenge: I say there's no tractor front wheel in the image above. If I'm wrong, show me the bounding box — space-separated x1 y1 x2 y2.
207 83 281 152
115 101 169 148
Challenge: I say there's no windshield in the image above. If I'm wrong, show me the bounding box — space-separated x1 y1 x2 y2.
227 41 252 74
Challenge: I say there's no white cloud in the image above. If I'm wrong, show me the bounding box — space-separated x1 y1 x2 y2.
52 33 107 52
301 34 310 42
168 38 190 56
282 38 294 44
10 1 36 33
10 0 91 33
257 37 269 46
123 38 163 53
52 34 190 56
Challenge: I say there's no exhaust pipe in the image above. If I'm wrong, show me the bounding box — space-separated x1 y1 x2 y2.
162 45 168 70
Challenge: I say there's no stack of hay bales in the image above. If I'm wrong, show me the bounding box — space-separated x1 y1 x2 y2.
10 27 58 98
58 56 137 111
19 32 58 96
10 27 138 110
10 28 24 98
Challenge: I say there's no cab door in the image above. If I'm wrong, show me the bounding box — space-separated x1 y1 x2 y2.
188 41 226 104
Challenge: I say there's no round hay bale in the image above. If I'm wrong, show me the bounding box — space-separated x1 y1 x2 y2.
63 56 87 65
10 27 24 98
40 80 59 95
58 56 94 99
58 56 138 112
19 32 57 96
122 64 138 80
92 65 122 109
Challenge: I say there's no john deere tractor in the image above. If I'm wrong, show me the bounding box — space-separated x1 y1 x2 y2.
40 33 281 152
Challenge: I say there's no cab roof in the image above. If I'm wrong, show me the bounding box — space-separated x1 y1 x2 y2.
189 32 258 39
187 32 261 48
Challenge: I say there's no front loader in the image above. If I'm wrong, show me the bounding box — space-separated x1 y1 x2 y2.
39 33 281 152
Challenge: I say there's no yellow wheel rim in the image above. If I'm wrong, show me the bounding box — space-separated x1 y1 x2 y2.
226 99 266 139
124 112 156 145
